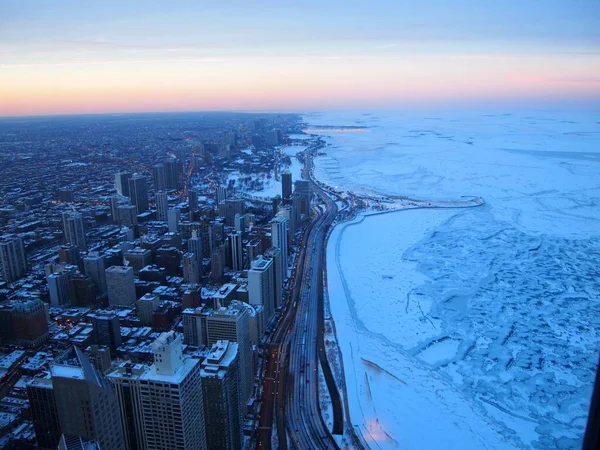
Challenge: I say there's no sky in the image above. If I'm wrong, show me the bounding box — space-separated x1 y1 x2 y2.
1 0 599 116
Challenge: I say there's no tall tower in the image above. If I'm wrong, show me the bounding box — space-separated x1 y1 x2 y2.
201 340 242 450
108 332 207 450
83 252 107 294
155 191 168 221
0 235 27 283
229 232 243 271
115 172 132 197
128 175 149 213
183 252 200 285
270 215 288 283
248 256 275 324
62 211 86 250
167 208 180 233
187 230 203 264
188 189 199 211
205 305 253 402
27 377 61 450
152 163 166 192
47 270 71 307
281 171 292 199
51 347 125 450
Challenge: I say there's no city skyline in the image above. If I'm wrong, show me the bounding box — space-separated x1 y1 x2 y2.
1 0 600 116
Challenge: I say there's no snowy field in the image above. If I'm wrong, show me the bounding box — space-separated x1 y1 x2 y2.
234 144 306 198
316 110 600 449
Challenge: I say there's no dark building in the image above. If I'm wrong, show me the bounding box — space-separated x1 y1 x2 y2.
128 175 149 213
0 298 49 348
27 378 61 450
152 163 166 192
155 246 181 277
69 274 98 307
115 172 132 197
281 171 292 199
188 189 199 211
90 313 121 350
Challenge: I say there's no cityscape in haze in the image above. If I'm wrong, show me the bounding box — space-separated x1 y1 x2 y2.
0 2 599 450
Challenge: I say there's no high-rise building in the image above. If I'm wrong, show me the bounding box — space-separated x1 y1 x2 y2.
128 175 149 213
164 158 182 190
90 312 121 350
265 247 283 310
115 172 132 197
155 191 168 221
152 163 166 192
229 232 243 271
271 215 288 283
105 266 136 306
209 220 224 250
124 248 152 274
182 306 206 347
110 195 129 223
0 235 27 283
136 293 160 326
187 230 203 264
0 298 49 348
108 332 207 450
47 271 71 307
168 208 180 233
210 245 226 284
83 253 107 294
294 180 311 216
62 211 86 250
245 240 261 270
281 171 292 199
204 305 253 402
248 256 275 323
216 186 228 206
58 245 81 267
183 252 200 284
27 377 61 450
201 340 242 450
51 347 125 450
117 204 138 226
188 189 199 211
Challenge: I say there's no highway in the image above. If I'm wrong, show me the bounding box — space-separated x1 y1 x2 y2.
256 142 349 450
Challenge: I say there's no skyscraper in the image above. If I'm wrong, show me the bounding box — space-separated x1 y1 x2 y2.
117 204 138 226
216 186 228 206
205 305 253 402
51 347 125 450
62 211 86 250
108 332 207 450
201 340 242 450
83 252 107 294
188 189 199 211
0 298 49 348
167 208 180 233
281 171 292 199
128 175 149 213
115 172 132 197
265 247 283 310
0 235 27 283
271 215 288 283
230 231 243 271
164 158 182 190
187 230 203 264
105 266 136 306
90 312 122 350
155 190 168 221
248 255 275 325
294 179 311 216
47 270 71 307
27 377 61 450
152 163 166 192
183 252 200 284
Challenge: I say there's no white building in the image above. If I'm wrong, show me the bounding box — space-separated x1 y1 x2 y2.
270 215 288 282
108 332 207 450
155 191 168 221
248 256 275 323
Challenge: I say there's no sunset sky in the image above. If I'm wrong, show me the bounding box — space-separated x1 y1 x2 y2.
1 0 599 116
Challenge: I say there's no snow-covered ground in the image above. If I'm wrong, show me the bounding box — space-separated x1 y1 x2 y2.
316 110 600 449
237 144 306 198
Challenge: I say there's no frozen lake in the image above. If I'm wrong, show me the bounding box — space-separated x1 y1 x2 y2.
316 110 600 449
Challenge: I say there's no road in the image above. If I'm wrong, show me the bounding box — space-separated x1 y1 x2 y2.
256 141 354 450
